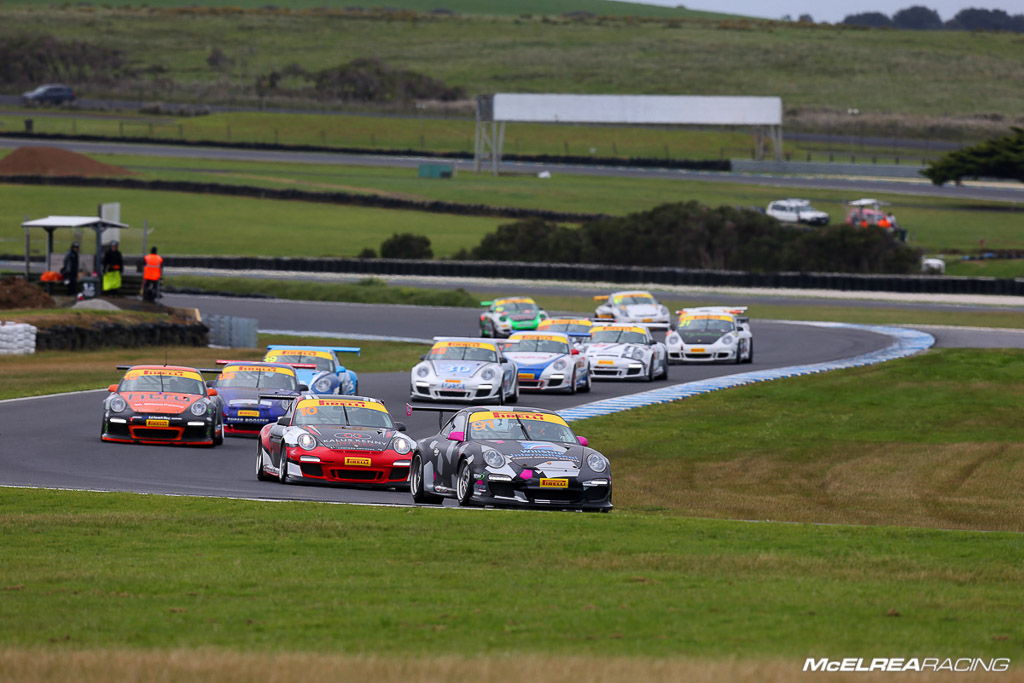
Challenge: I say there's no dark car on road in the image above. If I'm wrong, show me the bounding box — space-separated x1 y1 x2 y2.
22 84 75 105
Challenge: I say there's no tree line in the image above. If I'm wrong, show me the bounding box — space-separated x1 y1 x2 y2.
841 5 1024 31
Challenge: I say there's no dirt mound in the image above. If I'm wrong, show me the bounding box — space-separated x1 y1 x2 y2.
0 146 133 177
0 276 56 309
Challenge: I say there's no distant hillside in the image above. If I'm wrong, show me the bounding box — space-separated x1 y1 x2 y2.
1 0 728 17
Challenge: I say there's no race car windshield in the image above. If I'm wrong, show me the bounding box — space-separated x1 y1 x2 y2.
614 294 654 305
591 330 646 344
218 369 297 390
679 318 734 333
468 416 576 443
120 375 205 395
510 339 569 354
498 302 537 315
269 354 333 371
428 346 498 362
294 404 393 428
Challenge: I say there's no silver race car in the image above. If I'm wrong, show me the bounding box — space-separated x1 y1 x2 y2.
585 324 669 381
593 290 671 331
504 331 592 394
410 337 519 404
666 307 753 364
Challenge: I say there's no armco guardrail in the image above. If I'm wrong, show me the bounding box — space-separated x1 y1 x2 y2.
166 256 1024 296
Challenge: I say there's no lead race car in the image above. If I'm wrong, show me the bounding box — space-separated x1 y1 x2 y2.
479 297 548 338
593 290 671 331
504 331 591 394
101 364 224 446
263 345 359 396
408 405 612 511
257 394 415 488
665 307 752 364
213 360 306 437
410 337 519 404
585 324 668 381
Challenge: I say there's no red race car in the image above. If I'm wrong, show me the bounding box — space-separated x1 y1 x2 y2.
256 394 414 487
101 365 224 446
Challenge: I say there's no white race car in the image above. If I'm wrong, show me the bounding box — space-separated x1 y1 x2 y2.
505 331 591 394
479 297 548 338
410 338 519 403
585 325 668 381
666 307 753 364
593 291 670 331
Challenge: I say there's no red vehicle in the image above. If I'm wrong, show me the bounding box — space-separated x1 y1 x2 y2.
256 395 414 488
101 365 224 446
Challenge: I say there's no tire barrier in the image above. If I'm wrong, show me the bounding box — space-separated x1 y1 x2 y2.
0 175 605 223
0 131 731 172
558 322 935 422
163 255 1024 296
35 320 209 351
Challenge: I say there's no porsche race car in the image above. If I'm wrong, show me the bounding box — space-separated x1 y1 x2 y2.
214 360 305 436
585 325 668 381
666 307 752 364
593 291 670 331
408 405 612 511
479 297 548 338
537 317 594 348
256 395 414 488
101 365 224 446
263 345 359 395
504 331 591 394
410 338 519 403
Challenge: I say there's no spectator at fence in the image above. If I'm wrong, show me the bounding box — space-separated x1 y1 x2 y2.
61 242 79 295
102 241 124 294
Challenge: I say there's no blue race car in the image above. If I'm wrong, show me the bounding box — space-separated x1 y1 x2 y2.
263 345 360 396
214 360 305 437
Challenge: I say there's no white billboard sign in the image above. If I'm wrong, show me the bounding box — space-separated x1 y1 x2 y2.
491 94 782 126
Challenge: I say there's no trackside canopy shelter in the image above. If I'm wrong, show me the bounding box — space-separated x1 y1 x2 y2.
474 93 784 173
22 215 130 277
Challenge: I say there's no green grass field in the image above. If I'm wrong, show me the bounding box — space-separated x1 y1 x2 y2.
1 7 1022 118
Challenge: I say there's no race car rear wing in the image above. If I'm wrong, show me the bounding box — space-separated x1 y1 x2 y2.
214 359 316 369
264 345 362 356
405 402 463 427
115 365 222 373
592 295 609 302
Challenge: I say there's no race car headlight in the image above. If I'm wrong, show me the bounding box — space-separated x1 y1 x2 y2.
498 315 508 322
296 433 317 451
587 453 609 473
659 305 668 315
415 363 431 378
314 377 333 392
483 449 505 469
628 346 644 360
539 312 548 320
553 359 567 371
667 334 680 344
721 334 734 345
390 436 413 455
480 367 496 380
107 395 127 413
190 400 209 416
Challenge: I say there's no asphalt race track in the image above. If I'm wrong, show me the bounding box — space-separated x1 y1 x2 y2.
1 295 895 508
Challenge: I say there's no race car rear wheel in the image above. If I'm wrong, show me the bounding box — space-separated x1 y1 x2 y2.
410 455 443 504
456 459 474 506
256 443 272 481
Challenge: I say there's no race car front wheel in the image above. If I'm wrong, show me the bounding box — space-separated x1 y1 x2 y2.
256 444 272 481
278 454 292 484
410 455 443 505
456 460 474 506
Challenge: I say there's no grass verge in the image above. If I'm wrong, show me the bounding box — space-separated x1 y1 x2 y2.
0 488 1021 662
167 275 477 307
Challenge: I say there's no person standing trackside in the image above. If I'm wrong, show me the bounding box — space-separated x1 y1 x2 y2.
61 242 80 295
142 246 163 302
102 241 124 294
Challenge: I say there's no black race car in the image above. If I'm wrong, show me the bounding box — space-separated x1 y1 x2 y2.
408 404 612 511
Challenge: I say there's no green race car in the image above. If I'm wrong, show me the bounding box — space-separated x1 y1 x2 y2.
478 297 548 338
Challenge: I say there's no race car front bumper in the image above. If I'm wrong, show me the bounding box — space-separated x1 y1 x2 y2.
102 413 216 445
669 343 739 363
469 472 612 510
410 379 503 402
589 357 647 379
516 369 569 392
281 448 410 486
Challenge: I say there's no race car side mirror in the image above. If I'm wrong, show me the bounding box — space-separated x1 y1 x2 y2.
277 416 289 426
420 354 429 361
108 384 118 392
571 348 580 355
500 356 509 363
207 388 218 397
577 436 589 447
394 421 407 432
298 384 309 391
448 431 465 442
